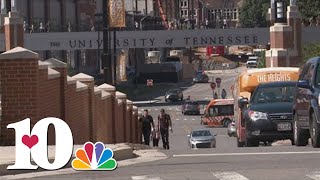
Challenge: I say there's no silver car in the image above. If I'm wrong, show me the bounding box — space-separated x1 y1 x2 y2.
227 121 236 137
187 130 217 148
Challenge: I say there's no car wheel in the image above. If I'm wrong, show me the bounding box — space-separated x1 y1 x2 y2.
237 137 245 147
310 112 320 148
293 113 308 146
165 98 168 102
245 138 259 147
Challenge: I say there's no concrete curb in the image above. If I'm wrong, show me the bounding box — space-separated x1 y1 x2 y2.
0 143 134 176
0 149 167 179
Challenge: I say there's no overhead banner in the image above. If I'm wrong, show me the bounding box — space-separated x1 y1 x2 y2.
109 0 126 28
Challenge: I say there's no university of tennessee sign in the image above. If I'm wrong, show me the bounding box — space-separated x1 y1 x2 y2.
21 28 270 51
0 27 318 51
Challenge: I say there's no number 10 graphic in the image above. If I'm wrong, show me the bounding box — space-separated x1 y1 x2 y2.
7 118 74 170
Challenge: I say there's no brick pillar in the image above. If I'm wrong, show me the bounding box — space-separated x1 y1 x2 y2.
115 91 127 143
126 100 133 143
97 83 116 143
4 12 24 51
72 73 95 142
44 58 67 121
0 47 39 145
132 106 138 144
266 4 302 68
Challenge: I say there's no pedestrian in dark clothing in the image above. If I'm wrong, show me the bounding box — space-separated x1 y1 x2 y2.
158 109 173 150
139 109 155 146
214 92 218 99
221 89 227 99
152 127 160 147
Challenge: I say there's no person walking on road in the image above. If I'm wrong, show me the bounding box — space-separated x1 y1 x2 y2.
139 109 155 146
158 109 173 150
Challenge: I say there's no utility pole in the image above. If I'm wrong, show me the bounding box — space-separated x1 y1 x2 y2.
191 0 194 29
145 0 148 15
102 0 112 83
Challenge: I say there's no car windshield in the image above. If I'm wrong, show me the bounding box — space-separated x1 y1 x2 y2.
192 131 211 137
186 102 198 106
251 85 296 104
168 89 178 94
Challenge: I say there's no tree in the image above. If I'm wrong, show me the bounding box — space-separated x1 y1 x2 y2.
239 0 270 28
297 0 320 24
302 43 320 63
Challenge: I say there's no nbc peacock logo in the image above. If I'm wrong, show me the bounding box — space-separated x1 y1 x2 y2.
72 142 117 171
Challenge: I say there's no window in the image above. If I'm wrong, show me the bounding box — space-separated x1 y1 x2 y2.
180 1 184 7
209 105 234 117
251 86 296 104
180 10 184 16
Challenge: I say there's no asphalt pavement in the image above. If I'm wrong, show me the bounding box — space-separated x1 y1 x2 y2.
9 69 320 180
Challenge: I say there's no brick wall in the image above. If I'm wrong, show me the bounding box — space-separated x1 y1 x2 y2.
0 47 139 145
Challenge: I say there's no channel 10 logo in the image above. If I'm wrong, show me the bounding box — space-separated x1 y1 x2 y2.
6 117 117 171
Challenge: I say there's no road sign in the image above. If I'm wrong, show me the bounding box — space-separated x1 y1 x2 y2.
210 82 216 90
147 79 153 87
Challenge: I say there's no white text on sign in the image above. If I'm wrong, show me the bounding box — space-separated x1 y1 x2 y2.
257 73 291 83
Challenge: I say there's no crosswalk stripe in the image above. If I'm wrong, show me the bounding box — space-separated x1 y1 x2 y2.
212 171 249 180
307 171 320 180
132 176 162 180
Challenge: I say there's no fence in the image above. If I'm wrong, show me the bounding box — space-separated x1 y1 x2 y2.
0 47 141 146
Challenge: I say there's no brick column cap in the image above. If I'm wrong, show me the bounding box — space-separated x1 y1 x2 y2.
67 76 76 85
97 83 116 92
266 48 299 57
94 87 102 95
101 90 111 100
126 100 133 105
116 91 127 100
38 60 50 70
48 68 61 80
72 73 94 82
76 81 88 92
270 24 292 32
133 106 138 111
44 58 67 68
0 46 38 60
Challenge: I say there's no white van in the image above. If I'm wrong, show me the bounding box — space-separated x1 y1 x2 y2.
246 56 258 68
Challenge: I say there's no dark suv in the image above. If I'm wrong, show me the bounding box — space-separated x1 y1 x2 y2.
293 57 320 148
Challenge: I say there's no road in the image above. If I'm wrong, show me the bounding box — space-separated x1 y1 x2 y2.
28 69 320 180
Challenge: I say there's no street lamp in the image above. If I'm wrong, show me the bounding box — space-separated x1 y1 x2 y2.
102 0 112 84
274 0 287 23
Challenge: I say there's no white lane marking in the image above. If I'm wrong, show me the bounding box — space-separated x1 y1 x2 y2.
212 171 249 180
1 168 77 179
307 171 320 180
169 108 172 110
176 119 180 121
132 176 162 180
184 119 188 121
154 109 158 111
192 119 195 121
173 151 320 157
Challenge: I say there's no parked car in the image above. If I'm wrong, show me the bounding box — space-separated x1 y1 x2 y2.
182 101 200 115
227 121 236 137
187 129 217 148
246 56 258 68
293 57 320 147
165 89 183 102
193 73 209 84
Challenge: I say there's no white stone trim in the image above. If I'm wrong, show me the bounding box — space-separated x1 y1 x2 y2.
133 106 138 111
38 61 49 70
72 73 94 82
0 47 38 60
76 81 88 92
116 91 127 99
48 68 61 80
126 100 133 105
117 99 124 105
94 87 102 95
45 58 67 68
67 76 76 85
270 24 292 32
101 90 111 100
266 48 298 57
97 83 116 92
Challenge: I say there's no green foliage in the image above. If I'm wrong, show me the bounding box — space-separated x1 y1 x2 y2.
258 51 266 68
297 0 320 23
239 0 271 28
302 43 320 63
